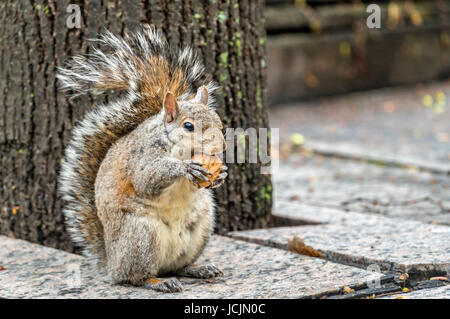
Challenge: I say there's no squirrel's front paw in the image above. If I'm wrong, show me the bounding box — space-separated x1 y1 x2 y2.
183 159 212 187
209 165 228 189
143 277 183 293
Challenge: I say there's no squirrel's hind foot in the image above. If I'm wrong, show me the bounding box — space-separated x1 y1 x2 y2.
143 277 183 293
176 263 223 279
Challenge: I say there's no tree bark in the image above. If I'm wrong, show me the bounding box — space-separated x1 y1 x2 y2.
0 0 272 252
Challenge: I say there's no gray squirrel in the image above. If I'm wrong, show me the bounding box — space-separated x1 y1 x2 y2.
57 25 227 292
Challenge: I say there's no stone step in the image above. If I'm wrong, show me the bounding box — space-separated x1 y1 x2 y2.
0 235 382 298
267 26 450 103
229 212 450 281
272 155 450 225
304 141 450 175
265 1 448 33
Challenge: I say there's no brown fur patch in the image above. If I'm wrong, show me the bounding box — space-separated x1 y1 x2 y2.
118 177 136 197
146 278 162 285
93 76 129 91
138 56 190 113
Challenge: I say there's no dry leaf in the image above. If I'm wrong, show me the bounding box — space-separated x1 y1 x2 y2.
287 235 324 258
343 286 355 294
399 273 409 281
430 276 448 281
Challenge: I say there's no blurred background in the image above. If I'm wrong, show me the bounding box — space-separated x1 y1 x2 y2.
266 0 450 229
265 0 449 104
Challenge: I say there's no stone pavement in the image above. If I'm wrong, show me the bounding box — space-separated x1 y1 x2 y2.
229 214 450 280
270 81 450 173
272 155 450 225
240 81 449 298
1 82 449 298
0 235 382 299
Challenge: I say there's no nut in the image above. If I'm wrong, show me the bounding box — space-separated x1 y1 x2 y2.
191 154 222 188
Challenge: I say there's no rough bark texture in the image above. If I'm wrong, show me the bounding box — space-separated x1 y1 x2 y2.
0 0 271 252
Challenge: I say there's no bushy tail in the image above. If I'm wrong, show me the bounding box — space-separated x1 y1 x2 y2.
57 25 215 98
58 25 216 262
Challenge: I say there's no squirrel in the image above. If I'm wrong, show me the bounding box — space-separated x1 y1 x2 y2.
57 25 228 293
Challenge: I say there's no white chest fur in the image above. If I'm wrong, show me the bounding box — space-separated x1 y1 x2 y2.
143 178 214 273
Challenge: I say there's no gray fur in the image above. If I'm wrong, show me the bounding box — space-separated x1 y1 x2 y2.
95 106 225 286
57 26 226 290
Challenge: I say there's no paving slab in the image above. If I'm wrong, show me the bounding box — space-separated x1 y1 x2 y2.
272 202 389 226
269 81 450 173
273 155 450 225
229 215 450 280
381 285 450 299
0 235 382 299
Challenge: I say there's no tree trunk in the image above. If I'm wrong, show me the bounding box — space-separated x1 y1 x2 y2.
0 0 272 252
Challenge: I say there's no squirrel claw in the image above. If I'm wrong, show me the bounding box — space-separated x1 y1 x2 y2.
188 167 211 182
143 277 183 293
184 159 203 167
186 174 201 187
184 159 213 183
209 172 227 189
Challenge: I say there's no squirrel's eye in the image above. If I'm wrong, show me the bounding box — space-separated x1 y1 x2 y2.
183 122 194 132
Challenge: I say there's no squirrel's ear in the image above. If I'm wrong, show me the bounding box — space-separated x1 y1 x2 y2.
194 85 208 105
163 91 179 123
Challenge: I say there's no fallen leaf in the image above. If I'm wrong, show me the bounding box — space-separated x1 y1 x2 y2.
383 101 396 113
343 286 355 294
430 276 448 281
290 133 305 146
422 94 433 107
399 273 409 281
288 235 324 258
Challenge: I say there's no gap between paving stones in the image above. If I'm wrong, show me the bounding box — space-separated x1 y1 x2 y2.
272 154 450 225
0 235 387 299
380 284 450 299
228 211 450 281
